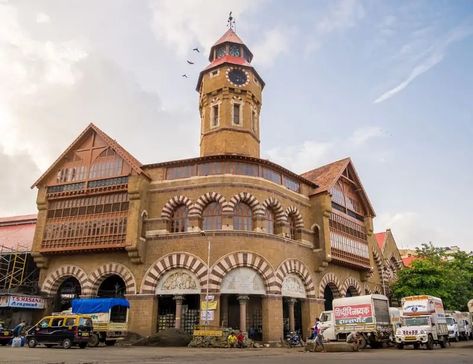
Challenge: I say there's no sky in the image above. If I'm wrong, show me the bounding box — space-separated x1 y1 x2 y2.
0 0 472 251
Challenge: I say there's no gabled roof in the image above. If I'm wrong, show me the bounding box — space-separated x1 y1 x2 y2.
0 214 37 251
301 157 376 217
375 232 386 251
402 255 418 268
32 123 148 188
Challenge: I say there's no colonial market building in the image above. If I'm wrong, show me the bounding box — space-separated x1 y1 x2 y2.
31 26 402 342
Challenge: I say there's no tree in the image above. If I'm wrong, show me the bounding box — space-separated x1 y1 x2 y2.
391 243 473 311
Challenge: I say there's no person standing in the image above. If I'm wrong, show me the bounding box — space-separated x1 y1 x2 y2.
12 321 26 338
314 318 325 352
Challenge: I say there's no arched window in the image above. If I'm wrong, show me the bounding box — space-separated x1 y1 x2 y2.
202 202 222 230
288 214 297 239
171 205 188 233
264 209 275 234
233 202 252 231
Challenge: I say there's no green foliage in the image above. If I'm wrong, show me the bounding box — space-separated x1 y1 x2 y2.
392 243 473 311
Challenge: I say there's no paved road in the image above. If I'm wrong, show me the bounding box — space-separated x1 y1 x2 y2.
1 342 472 364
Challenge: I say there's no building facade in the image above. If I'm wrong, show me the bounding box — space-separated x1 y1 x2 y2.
31 27 398 342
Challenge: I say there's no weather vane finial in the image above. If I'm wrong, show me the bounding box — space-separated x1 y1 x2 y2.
227 11 235 30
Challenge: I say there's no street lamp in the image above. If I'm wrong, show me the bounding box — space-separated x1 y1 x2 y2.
201 231 211 327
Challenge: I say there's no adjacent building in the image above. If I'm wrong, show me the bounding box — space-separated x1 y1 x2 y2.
30 26 401 342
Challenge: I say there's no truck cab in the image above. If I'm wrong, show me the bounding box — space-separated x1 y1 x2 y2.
446 316 459 341
319 311 335 341
395 295 448 350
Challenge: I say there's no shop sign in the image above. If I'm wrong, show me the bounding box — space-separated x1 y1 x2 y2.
200 310 214 321
8 296 45 309
200 300 217 310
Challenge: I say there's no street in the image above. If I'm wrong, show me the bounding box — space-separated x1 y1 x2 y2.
1 342 472 364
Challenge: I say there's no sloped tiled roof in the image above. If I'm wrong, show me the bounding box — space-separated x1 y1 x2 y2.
213 28 245 47
301 157 375 217
301 158 350 195
402 255 418 268
375 232 386 251
32 123 148 188
0 214 37 251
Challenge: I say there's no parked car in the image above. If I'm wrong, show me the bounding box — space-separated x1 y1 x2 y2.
26 314 93 349
0 321 13 346
446 316 460 342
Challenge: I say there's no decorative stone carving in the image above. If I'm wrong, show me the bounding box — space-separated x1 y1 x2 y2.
281 274 306 298
221 267 265 295
156 269 200 294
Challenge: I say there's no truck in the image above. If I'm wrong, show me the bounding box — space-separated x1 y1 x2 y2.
332 294 392 349
395 295 448 350
71 298 129 347
445 311 470 341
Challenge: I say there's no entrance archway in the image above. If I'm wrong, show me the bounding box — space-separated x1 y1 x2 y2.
281 274 305 336
323 285 335 310
220 267 265 339
98 275 126 297
155 269 201 334
345 286 359 297
54 277 81 311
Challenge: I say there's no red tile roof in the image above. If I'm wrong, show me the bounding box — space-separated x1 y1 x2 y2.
375 232 386 251
213 29 245 47
402 255 418 267
0 214 37 251
204 55 252 71
301 158 350 195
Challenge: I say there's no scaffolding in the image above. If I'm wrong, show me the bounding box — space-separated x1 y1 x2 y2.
0 244 37 293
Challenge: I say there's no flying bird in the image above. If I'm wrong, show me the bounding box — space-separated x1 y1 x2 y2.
193 48 200 53
182 74 188 78
187 60 194 65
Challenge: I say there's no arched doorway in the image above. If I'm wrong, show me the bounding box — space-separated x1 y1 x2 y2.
97 275 126 297
220 267 265 340
155 269 201 334
345 286 359 297
54 277 81 311
281 274 305 336
323 284 336 310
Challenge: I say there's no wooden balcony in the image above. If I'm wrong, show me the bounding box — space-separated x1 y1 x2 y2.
40 212 128 253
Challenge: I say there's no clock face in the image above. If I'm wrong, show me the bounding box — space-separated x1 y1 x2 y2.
229 45 241 57
216 46 226 58
228 69 248 86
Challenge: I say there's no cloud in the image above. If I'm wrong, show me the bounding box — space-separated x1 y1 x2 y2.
149 0 262 56
36 12 50 24
349 126 384 146
264 140 336 173
374 23 473 104
252 26 294 68
306 0 365 53
0 148 40 216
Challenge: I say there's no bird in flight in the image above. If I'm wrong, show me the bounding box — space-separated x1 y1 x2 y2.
182 74 188 78
193 48 200 53
187 60 194 65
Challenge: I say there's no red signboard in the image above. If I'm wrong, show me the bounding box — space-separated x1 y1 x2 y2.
334 304 373 324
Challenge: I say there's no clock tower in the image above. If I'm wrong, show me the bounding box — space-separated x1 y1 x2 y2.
196 26 265 158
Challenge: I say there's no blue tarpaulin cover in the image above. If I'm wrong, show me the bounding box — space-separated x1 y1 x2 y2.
71 298 130 314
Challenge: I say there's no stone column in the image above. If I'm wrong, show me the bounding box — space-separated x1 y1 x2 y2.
287 298 297 332
262 295 283 343
174 295 185 329
221 295 229 327
126 294 158 337
301 298 325 340
237 295 249 332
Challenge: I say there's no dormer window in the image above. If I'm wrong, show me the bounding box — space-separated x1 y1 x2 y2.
229 45 241 57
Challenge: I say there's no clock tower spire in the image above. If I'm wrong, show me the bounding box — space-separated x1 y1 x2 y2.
196 19 264 158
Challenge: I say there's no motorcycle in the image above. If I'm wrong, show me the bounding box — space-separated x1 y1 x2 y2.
286 330 304 347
